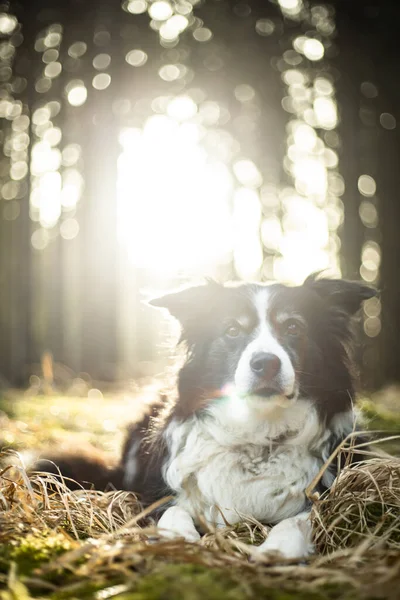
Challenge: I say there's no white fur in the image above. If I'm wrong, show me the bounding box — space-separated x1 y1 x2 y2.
161 398 328 527
157 505 200 542
234 288 295 397
255 511 313 559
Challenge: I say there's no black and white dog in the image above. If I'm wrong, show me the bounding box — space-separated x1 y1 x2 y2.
118 274 375 558
36 275 376 559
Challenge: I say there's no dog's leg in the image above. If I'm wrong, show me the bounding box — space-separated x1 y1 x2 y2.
255 511 313 560
157 506 200 542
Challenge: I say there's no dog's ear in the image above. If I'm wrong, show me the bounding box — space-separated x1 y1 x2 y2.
304 274 378 315
149 280 222 324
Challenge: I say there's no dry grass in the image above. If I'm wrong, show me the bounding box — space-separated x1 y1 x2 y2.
313 458 400 553
0 458 142 541
0 441 400 600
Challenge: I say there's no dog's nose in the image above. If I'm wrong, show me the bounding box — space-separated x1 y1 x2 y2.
250 352 281 379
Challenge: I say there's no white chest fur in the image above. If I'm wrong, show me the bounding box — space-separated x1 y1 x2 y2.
163 397 334 528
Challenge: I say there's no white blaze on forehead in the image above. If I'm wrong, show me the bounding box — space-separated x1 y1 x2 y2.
234 287 296 396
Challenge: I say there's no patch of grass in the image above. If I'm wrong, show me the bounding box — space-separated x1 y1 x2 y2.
0 394 134 455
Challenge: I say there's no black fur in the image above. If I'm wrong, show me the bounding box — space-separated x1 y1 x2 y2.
33 448 124 491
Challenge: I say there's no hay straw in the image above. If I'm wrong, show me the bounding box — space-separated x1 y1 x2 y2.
0 452 143 543
1 447 400 599
312 457 400 554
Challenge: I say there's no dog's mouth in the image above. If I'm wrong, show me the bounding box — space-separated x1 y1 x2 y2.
251 386 297 401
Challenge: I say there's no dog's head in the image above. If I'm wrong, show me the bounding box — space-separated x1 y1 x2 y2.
150 276 377 420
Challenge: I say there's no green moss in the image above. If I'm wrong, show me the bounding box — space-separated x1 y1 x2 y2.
358 400 400 455
111 564 362 600
0 531 72 577
122 564 250 600
0 564 35 600
359 400 400 433
49 580 121 600
0 552 381 600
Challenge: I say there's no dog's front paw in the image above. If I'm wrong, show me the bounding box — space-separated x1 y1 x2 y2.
254 535 313 561
158 526 201 543
157 505 200 543
253 512 314 561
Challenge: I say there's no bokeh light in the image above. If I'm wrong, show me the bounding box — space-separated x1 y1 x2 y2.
25 20 85 244
66 81 88 106
92 73 112 90
125 49 148 66
93 53 111 70
125 0 148 14
358 174 377 197
380 112 396 130
271 1 342 284
68 42 87 58
302 38 324 61
0 13 18 34
149 1 173 20
278 0 303 18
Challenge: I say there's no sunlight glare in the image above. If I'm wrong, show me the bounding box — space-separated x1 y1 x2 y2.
226 391 251 422
233 159 263 188
292 157 327 198
167 95 197 120
292 122 317 152
233 188 263 280
274 245 330 284
159 15 189 41
117 115 234 274
314 97 337 129
31 142 61 175
149 1 173 20
38 172 62 228
61 169 84 208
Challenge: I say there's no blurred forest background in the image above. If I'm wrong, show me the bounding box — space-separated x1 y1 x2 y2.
0 0 399 393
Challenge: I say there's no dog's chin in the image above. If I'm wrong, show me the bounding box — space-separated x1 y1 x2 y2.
246 387 298 413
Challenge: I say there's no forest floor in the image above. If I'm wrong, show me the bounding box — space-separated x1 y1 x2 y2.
0 384 400 600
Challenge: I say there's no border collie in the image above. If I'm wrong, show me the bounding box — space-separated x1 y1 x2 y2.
36 275 376 559
122 275 376 557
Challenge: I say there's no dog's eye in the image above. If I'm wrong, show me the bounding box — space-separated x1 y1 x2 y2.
282 319 303 337
225 322 242 338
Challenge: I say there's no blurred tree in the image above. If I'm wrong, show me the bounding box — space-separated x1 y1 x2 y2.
333 0 400 388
